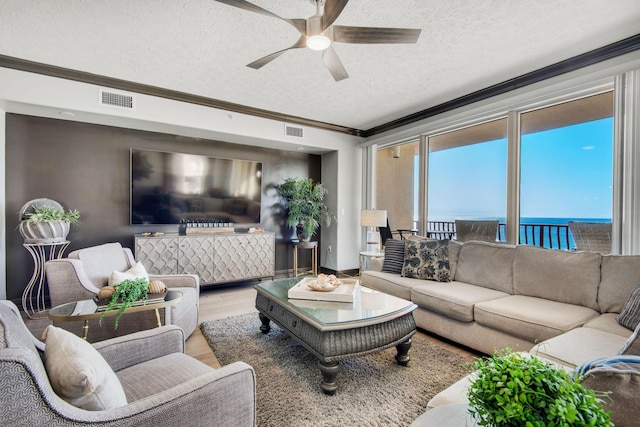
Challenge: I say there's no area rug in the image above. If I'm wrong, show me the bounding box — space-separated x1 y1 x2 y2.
200 313 471 427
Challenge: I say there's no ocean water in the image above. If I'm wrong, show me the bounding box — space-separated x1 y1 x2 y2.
428 217 612 250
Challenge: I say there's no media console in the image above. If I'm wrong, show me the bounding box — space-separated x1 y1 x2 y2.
135 232 275 285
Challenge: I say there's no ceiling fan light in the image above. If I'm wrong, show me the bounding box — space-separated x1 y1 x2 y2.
306 35 331 51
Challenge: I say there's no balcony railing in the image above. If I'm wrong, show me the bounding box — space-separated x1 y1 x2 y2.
426 221 575 250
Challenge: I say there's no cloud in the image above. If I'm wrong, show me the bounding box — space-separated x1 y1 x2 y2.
582 146 595 150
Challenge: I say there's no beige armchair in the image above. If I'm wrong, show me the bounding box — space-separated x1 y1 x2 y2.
45 242 199 342
0 300 256 427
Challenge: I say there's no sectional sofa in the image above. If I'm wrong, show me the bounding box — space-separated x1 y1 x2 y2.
361 239 640 425
362 239 638 359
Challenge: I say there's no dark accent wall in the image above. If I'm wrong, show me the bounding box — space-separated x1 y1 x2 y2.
5 114 320 303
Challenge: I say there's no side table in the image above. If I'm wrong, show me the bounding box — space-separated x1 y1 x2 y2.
359 251 384 280
48 291 183 340
22 241 70 319
292 241 318 277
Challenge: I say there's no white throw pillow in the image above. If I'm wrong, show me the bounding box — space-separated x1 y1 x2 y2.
42 325 128 410
108 261 149 287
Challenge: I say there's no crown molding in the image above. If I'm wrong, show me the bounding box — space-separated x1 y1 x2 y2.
1 33 639 140
362 33 640 137
0 54 362 137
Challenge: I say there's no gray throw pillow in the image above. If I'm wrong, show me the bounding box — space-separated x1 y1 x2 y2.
382 239 405 274
401 239 451 282
617 282 640 330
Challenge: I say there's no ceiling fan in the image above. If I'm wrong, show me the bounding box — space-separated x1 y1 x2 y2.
213 0 422 81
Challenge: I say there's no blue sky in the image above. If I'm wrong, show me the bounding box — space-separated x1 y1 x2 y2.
427 118 613 221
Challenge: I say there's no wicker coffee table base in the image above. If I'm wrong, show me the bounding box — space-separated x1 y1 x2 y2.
256 293 416 395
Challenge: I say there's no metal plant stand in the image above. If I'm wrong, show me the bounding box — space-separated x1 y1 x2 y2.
22 241 70 319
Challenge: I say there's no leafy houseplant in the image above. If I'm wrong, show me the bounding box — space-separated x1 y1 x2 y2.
467 349 612 427
22 205 80 224
276 177 335 241
19 198 80 244
100 278 149 329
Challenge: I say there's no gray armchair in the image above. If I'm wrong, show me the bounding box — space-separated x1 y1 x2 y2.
0 300 256 427
45 242 199 342
568 221 612 254
454 219 499 242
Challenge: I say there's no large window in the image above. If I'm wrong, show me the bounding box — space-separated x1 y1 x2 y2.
427 119 508 239
384 92 615 250
519 92 613 249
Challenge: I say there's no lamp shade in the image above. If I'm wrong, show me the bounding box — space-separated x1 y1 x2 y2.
360 210 388 227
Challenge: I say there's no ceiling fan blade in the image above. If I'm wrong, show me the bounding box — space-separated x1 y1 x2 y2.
322 46 349 81
322 0 350 30
332 25 421 44
212 0 306 34
247 36 307 69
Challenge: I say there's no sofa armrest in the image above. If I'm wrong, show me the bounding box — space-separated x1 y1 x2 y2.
93 325 185 372
45 259 100 306
576 355 640 427
149 273 200 290
3 347 256 427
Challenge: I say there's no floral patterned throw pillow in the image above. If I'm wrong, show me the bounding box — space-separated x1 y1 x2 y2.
401 239 451 282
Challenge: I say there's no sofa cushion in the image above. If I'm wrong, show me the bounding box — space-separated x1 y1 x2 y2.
381 239 405 274
584 313 635 337
617 282 640 330
411 281 509 323
474 295 599 343
401 240 451 282
117 352 212 402
361 271 424 301
43 325 128 410
513 245 601 311
599 254 640 313
454 241 515 294
530 327 629 368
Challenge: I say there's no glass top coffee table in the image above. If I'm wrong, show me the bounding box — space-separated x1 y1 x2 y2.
255 277 417 395
48 290 183 340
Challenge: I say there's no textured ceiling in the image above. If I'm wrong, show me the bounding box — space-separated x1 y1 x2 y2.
0 0 639 132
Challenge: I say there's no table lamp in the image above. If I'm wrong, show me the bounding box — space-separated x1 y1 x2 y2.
360 209 388 253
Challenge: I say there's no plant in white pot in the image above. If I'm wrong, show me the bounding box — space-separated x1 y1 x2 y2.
19 198 80 244
276 178 335 242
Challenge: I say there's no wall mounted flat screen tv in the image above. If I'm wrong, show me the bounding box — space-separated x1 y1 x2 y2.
131 148 262 225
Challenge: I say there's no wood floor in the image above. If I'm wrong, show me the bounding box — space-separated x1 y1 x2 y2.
22 281 481 369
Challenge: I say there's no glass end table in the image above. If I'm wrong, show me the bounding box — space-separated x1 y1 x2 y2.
48 290 182 340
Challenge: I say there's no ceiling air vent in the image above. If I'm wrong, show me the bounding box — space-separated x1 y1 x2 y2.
99 88 135 110
285 124 304 138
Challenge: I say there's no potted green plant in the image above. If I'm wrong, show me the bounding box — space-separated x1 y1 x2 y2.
99 278 149 329
18 198 80 243
276 177 335 241
467 349 612 427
